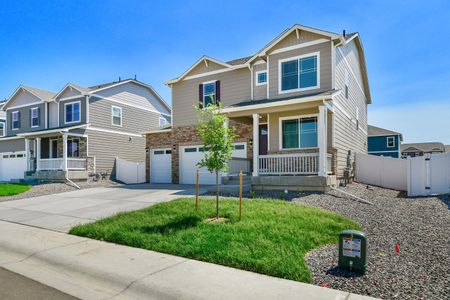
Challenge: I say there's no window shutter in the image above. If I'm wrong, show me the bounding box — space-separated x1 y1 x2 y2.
198 84 204 108
37 107 40 126
18 111 21 129
215 80 221 105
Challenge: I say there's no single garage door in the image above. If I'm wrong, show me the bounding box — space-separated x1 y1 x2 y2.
0 152 27 182
150 149 172 183
179 143 246 185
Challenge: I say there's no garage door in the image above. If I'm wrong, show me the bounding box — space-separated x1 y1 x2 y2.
179 143 246 185
0 152 27 182
150 149 172 183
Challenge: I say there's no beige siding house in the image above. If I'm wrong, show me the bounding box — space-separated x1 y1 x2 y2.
0 79 170 182
146 24 371 190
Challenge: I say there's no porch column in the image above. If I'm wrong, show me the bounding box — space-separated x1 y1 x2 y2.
252 113 259 176
63 133 68 171
24 138 30 171
36 137 41 171
318 106 328 177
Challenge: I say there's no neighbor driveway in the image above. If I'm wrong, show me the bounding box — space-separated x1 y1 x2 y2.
0 184 206 232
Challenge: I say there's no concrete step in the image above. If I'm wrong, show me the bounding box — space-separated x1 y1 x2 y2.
222 176 252 185
208 184 252 194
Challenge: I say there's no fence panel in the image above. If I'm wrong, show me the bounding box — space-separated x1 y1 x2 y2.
116 157 146 184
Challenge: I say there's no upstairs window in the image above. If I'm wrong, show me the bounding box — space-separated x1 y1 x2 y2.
159 117 167 127
31 107 40 127
280 53 319 92
12 111 20 130
65 102 81 124
355 107 360 131
0 123 4 136
111 106 122 126
387 136 395 148
344 69 349 99
203 82 216 107
256 71 267 85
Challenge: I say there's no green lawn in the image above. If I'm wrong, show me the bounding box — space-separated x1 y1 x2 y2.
0 184 31 196
70 198 360 282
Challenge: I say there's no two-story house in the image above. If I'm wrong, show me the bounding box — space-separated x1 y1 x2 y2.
368 125 403 158
0 79 170 182
145 24 371 191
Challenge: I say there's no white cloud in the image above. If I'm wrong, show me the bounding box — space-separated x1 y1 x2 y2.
368 100 450 144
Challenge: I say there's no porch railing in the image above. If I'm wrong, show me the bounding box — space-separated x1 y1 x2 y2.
227 157 251 175
38 158 87 171
258 153 334 175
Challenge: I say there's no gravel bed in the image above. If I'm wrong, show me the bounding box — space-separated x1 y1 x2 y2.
290 183 450 300
0 180 121 202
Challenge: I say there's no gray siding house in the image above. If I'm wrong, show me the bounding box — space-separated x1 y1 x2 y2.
0 79 170 182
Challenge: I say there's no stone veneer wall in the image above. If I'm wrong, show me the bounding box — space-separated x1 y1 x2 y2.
146 119 253 183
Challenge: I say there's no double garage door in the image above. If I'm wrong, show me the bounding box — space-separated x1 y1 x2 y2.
0 152 27 182
150 143 247 184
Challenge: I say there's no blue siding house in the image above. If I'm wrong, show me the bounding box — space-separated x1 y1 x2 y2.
368 125 403 158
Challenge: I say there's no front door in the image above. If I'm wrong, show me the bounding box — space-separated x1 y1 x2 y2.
50 139 58 158
259 124 268 155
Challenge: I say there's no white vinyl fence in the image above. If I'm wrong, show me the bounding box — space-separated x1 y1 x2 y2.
116 157 146 184
356 152 450 196
355 153 408 191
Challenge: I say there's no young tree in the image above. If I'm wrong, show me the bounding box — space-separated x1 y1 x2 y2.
195 103 236 219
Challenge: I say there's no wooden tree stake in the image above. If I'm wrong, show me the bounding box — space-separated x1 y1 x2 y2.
195 169 199 211
239 170 243 221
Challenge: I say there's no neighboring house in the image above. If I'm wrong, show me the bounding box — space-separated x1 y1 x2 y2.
0 79 170 182
401 142 445 158
445 145 450 153
367 125 403 158
145 24 371 190
0 102 5 137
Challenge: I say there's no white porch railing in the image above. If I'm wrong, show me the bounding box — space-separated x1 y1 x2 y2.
227 157 251 175
39 158 87 171
259 153 319 175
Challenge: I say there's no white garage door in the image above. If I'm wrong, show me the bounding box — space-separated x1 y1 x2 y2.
150 149 172 183
179 143 247 185
0 152 27 182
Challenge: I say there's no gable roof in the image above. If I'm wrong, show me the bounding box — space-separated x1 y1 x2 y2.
2 85 55 110
53 83 90 100
401 142 445 153
368 125 403 140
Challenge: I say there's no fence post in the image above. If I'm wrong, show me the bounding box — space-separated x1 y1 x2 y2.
195 169 199 212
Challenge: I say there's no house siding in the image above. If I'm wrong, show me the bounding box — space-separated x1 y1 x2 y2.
186 60 228 77
252 63 268 101
5 89 42 108
6 103 46 136
172 68 251 127
59 97 87 126
333 40 369 177
268 41 333 100
0 138 25 153
48 102 59 128
368 135 400 158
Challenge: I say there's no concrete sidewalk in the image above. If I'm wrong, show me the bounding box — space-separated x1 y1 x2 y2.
0 220 378 300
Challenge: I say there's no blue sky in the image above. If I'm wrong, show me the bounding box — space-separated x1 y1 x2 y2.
1 0 449 143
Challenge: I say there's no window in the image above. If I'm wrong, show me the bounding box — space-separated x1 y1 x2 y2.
65 102 81 124
281 116 318 149
184 147 197 153
11 111 20 130
154 150 165 155
31 107 40 127
344 69 349 99
234 144 245 150
111 106 122 126
256 71 267 85
280 53 319 92
203 82 216 107
0 123 4 137
387 136 395 148
159 117 167 127
67 139 80 158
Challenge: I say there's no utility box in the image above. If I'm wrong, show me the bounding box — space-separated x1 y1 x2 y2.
338 230 367 274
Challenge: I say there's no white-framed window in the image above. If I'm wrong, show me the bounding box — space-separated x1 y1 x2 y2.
344 69 349 99
279 52 320 94
65 101 81 124
31 107 40 128
159 117 167 127
387 136 395 148
67 138 80 158
111 106 122 127
279 115 318 149
0 122 4 137
256 71 267 86
11 111 20 130
202 81 216 107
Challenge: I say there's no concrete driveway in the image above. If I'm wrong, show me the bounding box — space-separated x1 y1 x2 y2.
0 184 206 232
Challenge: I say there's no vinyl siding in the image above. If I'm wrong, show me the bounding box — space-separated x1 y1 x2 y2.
85 129 146 178
252 63 268 100
268 41 333 99
172 68 251 127
92 82 170 116
59 97 87 126
368 135 400 158
333 41 368 177
5 89 42 108
0 138 25 153
89 97 164 133
186 60 228 77
6 103 46 136
269 30 328 52
58 87 82 99
48 102 59 128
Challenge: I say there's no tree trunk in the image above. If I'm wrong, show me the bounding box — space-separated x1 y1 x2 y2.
216 170 219 219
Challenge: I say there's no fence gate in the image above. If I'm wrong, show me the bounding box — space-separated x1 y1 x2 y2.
408 153 450 196
116 157 146 184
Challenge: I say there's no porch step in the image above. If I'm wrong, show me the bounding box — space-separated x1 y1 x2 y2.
208 184 252 194
222 175 252 185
